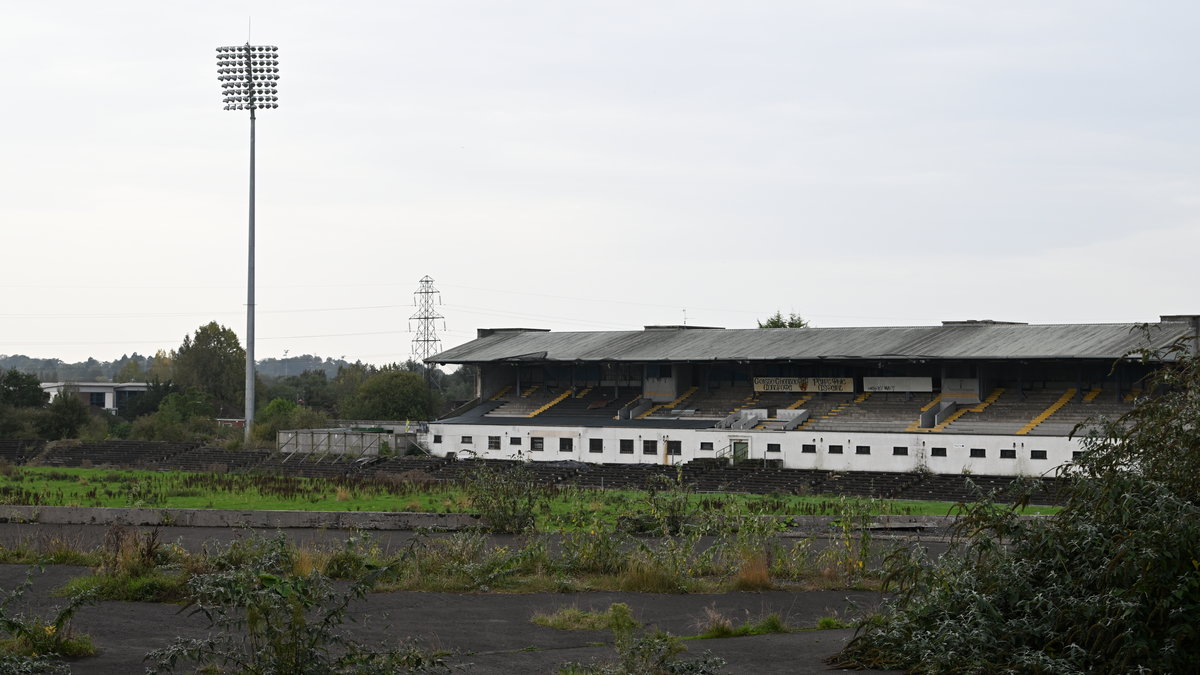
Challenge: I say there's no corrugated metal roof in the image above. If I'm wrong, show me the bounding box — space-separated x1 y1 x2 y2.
429 321 1193 364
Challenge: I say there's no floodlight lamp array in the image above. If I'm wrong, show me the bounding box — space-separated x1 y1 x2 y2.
216 44 280 111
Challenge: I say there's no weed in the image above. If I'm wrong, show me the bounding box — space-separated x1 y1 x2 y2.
691 605 733 638
0 567 98 661
618 557 687 594
100 524 163 578
292 546 328 577
0 653 71 673
691 608 792 640
768 538 813 582
557 516 627 575
726 552 772 591
323 531 379 580
463 463 550 533
145 537 457 674
533 603 640 632
559 616 726 674
815 616 849 630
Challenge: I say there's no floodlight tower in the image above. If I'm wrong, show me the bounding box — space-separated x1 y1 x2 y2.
410 276 445 378
216 43 280 445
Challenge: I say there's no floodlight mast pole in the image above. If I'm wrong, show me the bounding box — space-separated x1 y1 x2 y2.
246 79 256 447
217 42 279 446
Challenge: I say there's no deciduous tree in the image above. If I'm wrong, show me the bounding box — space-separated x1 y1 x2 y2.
339 371 431 421
114 359 145 383
147 349 174 382
0 369 48 408
173 322 246 418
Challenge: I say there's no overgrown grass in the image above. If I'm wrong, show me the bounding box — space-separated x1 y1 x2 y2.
532 603 640 632
557 602 727 674
17 517 891 602
815 616 850 630
0 467 1050 600
692 612 791 640
57 570 188 603
9 473 924 598
0 466 1058 526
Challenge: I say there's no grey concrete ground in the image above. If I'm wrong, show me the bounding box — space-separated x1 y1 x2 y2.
0 519 924 674
0 558 902 675
0 521 951 561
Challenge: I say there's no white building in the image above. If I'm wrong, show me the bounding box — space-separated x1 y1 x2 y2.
41 382 149 412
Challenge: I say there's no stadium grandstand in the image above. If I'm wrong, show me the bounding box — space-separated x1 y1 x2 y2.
422 315 1198 477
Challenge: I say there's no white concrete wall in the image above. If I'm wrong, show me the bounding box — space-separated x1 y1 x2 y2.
423 421 1083 477
643 367 677 402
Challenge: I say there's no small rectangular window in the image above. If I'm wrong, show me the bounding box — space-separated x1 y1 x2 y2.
893 446 908 456
488 436 500 450
767 443 781 453
510 437 522 446
801 444 816 453
559 438 573 452
433 435 442 444
643 440 657 455
699 442 714 451
970 448 986 458
531 437 544 451
589 438 603 453
1072 451 1083 460
666 440 682 456
461 436 473 445
620 439 634 454
855 445 871 455
1031 449 1048 460
1000 448 1016 459
828 444 843 454
931 447 947 457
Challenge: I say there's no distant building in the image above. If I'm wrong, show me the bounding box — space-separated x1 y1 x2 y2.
41 382 149 412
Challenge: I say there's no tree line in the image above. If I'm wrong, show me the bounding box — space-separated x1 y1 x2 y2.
0 350 358 384
0 321 475 448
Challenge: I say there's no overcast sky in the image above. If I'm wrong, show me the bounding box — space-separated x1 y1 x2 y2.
4 1 1199 365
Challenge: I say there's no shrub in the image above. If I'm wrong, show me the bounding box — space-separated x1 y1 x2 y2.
0 654 71 674
145 545 454 674
463 464 550 534
557 516 628 575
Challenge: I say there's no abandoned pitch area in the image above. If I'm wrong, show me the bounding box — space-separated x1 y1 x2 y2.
0 517 926 674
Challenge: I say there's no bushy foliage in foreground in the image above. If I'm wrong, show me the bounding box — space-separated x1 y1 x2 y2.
836 340 1200 674
145 536 455 674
